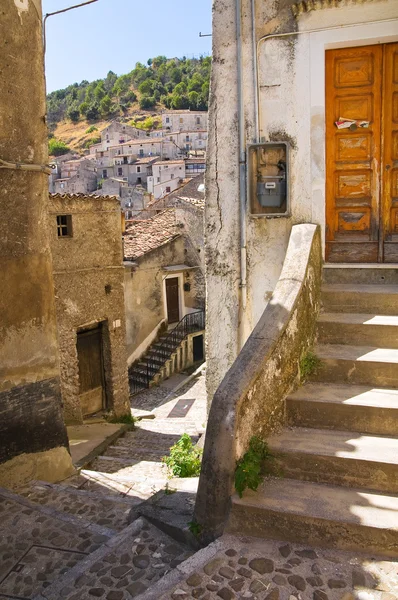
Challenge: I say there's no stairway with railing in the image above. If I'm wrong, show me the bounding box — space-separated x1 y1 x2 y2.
129 310 205 394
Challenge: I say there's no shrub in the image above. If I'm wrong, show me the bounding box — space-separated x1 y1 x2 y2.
48 138 70 156
300 351 321 381
85 125 98 134
162 433 202 477
139 95 156 110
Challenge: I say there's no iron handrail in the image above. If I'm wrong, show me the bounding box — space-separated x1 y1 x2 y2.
130 310 205 392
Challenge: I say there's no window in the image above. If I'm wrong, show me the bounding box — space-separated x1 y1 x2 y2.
199 141 202 146
166 186 171 193
57 215 72 237
171 174 174 179
166 117 170 123
137 166 141 173
102 169 108 178
137 177 142 184
196 117 201 124
157 177 160 183
118 167 123 176
186 135 190 142
139 149 144 157
179 118 183 123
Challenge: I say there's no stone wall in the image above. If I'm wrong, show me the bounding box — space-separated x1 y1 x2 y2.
194 224 322 542
0 0 73 487
49 194 130 424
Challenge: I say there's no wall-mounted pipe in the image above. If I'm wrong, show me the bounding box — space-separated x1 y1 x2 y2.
254 17 397 141
236 0 248 341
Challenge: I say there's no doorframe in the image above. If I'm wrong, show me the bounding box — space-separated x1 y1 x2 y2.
305 14 398 259
76 321 107 416
162 273 185 324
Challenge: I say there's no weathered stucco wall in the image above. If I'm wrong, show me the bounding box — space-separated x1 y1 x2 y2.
205 0 398 402
0 0 73 485
124 236 204 365
195 224 322 542
49 195 130 424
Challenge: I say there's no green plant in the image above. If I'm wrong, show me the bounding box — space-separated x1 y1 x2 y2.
105 413 136 425
300 351 321 380
164 483 176 495
188 520 202 537
162 433 202 477
85 125 98 134
234 436 274 498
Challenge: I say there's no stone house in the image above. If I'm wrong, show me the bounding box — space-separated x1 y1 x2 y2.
123 209 205 366
100 121 147 149
205 0 398 399
48 193 130 425
147 160 186 199
162 110 208 132
54 158 97 195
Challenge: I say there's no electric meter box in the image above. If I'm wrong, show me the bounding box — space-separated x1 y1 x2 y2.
248 142 289 217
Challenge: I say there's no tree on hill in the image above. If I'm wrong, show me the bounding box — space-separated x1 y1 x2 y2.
46 55 211 127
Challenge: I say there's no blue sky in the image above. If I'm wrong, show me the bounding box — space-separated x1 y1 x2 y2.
43 0 213 93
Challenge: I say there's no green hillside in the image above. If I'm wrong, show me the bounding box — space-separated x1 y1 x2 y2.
47 55 211 129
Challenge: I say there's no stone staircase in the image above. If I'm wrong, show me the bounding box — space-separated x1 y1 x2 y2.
228 265 398 557
129 311 205 394
0 412 202 599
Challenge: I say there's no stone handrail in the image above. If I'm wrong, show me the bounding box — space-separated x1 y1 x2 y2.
194 224 322 542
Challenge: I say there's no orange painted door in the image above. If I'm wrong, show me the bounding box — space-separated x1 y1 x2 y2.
326 45 382 263
382 43 398 262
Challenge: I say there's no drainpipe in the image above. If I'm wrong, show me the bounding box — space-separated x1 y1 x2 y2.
236 0 247 344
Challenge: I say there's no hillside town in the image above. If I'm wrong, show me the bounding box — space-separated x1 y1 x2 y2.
1 1 398 600
49 110 207 219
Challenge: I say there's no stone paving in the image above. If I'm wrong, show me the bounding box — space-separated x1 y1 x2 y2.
157 535 398 600
35 517 193 600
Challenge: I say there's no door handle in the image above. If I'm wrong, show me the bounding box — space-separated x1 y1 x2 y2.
386 164 391 170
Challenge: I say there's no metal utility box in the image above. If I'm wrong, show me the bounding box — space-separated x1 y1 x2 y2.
248 142 289 216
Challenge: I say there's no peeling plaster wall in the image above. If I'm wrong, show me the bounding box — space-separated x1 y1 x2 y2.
124 237 204 365
0 0 73 485
205 0 398 401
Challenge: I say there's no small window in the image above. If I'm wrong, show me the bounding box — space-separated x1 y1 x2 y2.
157 177 160 183
166 117 170 123
196 117 200 124
57 215 72 237
118 167 123 176
166 186 171 193
137 166 141 173
179 118 183 123
171 174 174 179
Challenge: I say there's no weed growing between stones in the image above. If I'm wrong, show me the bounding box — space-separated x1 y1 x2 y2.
299 350 321 381
105 413 136 425
162 433 202 477
234 436 274 498
188 519 203 537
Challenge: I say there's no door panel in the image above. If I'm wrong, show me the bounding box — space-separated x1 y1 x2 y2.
166 277 180 323
382 43 398 262
326 45 382 262
77 327 104 416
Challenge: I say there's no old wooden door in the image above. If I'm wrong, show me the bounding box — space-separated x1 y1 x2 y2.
325 43 398 263
166 277 180 323
76 326 105 417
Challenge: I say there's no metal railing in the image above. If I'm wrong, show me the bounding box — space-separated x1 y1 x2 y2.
130 310 205 393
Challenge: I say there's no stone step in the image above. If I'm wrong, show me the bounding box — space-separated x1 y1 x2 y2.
318 312 398 348
312 343 398 387
323 265 398 285
34 517 193 600
286 383 398 436
321 284 398 314
90 456 168 480
228 478 398 558
104 445 170 461
19 481 136 532
268 427 398 494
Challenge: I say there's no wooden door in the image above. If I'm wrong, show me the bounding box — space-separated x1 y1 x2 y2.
166 277 180 323
326 45 382 263
382 43 398 262
76 327 104 417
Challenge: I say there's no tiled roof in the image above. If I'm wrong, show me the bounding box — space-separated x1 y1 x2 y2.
123 209 180 260
50 192 118 201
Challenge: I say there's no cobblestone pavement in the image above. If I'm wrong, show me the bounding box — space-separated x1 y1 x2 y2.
0 488 113 599
158 535 398 600
35 517 193 600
